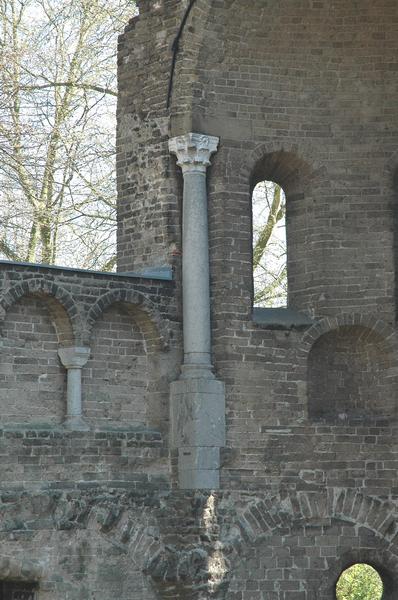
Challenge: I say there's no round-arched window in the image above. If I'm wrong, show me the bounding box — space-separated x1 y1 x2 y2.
252 180 287 307
336 563 383 600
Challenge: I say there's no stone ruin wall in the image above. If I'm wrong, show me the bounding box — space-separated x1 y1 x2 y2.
0 0 397 598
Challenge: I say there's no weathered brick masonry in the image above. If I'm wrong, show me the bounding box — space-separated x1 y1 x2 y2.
1 0 398 598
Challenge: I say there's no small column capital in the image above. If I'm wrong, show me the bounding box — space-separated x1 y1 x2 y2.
58 346 90 369
169 132 219 174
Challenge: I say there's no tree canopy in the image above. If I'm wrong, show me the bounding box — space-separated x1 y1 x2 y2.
0 0 136 269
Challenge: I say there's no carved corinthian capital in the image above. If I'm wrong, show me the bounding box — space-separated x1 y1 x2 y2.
169 133 219 174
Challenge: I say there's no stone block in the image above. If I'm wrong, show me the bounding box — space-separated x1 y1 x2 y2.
178 467 220 490
170 378 226 448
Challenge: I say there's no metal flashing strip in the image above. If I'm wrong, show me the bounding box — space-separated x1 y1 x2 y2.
0 259 173 281
252 307 314 329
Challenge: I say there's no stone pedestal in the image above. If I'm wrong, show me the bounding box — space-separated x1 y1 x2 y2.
170 378 225 489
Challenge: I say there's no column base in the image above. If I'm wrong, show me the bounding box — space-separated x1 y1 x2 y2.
63 415 90 431
180 362 215 380
178 447 220 489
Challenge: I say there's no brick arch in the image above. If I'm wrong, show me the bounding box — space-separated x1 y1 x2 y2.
297 314 398 423
81 489 398 600
221 489 398 600
227 140 328 313
82 499 168 599
299 313 396 360
231 489 398 544
0 490 163 598
85 289 169 351
237 140 327 195
83 499 163 572
0 278 78 346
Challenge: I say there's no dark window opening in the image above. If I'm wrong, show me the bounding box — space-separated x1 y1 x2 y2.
0 582 37 600
252 180 287 307
336 563 383 600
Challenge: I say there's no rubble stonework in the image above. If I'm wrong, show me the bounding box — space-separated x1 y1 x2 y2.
0 0 398 598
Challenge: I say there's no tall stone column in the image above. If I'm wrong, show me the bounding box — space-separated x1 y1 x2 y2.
58 347 90 431
169 133 226 489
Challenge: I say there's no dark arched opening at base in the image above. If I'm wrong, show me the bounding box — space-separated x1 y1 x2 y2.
336 564 383 600
0 582 37 600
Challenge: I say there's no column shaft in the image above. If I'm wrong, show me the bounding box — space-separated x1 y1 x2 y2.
66 368 83 418
58 346 90 431
182 170 211 369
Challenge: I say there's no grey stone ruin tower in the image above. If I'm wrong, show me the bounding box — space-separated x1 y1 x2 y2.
0 0 397 598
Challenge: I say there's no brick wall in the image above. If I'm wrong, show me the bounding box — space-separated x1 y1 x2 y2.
0 262 177 598
0 262 179 432
112 1 398 598
116 1 185 272
0 0 398 598
83 304 149 426
0 296 66 425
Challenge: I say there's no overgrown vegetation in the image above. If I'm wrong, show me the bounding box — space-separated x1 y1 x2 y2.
336 563 383 600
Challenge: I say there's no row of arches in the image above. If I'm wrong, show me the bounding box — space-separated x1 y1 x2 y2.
0 280 172 430
1 281 396 428
0 279 169 347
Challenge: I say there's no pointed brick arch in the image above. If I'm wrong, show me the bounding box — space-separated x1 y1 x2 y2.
169 0 216 120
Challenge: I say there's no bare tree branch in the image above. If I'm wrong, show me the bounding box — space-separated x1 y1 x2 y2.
22 81 117 97
0 0 136 268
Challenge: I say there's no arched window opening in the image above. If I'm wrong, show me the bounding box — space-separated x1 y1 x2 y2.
0 581 37 599
336 563 383 600
252 180 287 307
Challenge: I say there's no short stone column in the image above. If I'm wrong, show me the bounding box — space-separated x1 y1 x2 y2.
169 133 226 489
58 347 90 431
